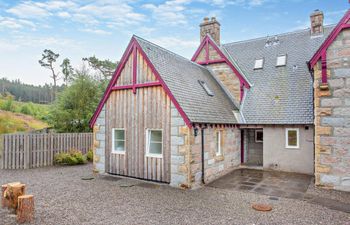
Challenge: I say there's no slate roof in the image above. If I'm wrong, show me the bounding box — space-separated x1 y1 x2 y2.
134 36 239 124
222 25 335 124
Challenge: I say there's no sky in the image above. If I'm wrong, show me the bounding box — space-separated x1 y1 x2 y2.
0 0 348 85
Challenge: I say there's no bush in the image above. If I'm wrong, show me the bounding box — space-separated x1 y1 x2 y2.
86 149 93 162
54 149 87 165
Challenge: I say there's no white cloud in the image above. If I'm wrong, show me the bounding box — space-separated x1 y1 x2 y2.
6 1 51 18
149 36 198 49
57 11 71 18
0 17 36 30
142 0 192 26
80 28 112 35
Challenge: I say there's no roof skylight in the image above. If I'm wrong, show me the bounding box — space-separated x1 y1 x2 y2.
276 55 287 67
198 80 214 96
254 59 264 69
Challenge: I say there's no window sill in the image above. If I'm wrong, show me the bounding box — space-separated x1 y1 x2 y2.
215 155 224 162
111 151 125 155
285 146 299 149
145 153 163 159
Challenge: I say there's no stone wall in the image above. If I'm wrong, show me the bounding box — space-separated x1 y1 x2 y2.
314 28 350 191
93 105 106 174
191 126 241 188
207 63 241 104
170 103 192 188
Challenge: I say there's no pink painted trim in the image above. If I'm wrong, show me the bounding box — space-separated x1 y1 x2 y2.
132 46 137 94
240 83 244 102
89 38 135 128
310 9 350 74
321 53 327 83
111 82 161 90
133 40 193 128
205 39 209 62
197 58 226 65
191 37 207 61
191 35 251 89
90 36 193 128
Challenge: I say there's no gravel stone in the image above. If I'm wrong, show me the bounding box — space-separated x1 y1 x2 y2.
1 164 349 225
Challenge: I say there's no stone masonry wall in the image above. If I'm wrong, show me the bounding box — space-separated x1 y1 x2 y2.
314 28 350 192
191 126 241 188
170 103 192 188
207 63 241 104
93 105 106 174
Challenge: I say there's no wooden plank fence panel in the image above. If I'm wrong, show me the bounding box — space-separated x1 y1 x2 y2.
0 133 93 169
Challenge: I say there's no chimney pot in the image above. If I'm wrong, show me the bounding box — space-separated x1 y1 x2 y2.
203 17 209 23
310 9 324 36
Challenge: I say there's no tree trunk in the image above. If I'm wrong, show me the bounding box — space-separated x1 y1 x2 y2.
17 195 34 224
1 182 20 209
4 183 25 211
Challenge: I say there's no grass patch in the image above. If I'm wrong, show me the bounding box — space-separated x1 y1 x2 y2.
0 110 49 134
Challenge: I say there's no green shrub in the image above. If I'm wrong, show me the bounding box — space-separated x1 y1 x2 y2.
54 149 87 165
86 150 93 162
20 104 33 115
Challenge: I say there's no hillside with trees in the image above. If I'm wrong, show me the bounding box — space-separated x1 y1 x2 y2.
0 49 117 134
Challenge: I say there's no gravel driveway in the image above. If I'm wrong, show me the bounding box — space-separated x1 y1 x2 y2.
1 164 349 225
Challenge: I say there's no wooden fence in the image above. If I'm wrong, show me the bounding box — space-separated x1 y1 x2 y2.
0 133 93 169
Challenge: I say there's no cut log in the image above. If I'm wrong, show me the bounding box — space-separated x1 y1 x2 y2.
1 182 20 209
4 183 25 210
17 195 34 224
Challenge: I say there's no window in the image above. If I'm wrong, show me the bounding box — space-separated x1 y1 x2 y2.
285 128 299 149
146 129 163 157
216 131 223 156
254 59 264 69
255 130 263 143
276 55 287 67
112 129 125 153
198 80 214 96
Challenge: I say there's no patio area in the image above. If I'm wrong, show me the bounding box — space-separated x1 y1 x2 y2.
208 169 312 200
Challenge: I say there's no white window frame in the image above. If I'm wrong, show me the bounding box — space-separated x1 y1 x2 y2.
145 129 163 158
276 54 287 67
112 128 126 154
216 130 223 156
254 58 264 69
255 130 263 143
285 128 300 149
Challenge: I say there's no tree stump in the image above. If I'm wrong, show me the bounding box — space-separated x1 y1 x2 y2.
4 183 25 211
1 182 20 209
17 195 34 224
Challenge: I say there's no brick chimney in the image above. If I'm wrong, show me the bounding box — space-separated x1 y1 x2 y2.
200 17 220 45
310 9 324 36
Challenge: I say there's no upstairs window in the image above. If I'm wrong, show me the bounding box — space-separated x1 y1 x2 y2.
198 80 214 96
254 59 264 69
112 129 125 153
276 54 287 67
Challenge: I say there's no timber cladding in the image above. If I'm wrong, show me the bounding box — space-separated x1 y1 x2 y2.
105 86 171 183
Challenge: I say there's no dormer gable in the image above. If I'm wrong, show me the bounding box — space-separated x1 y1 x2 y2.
192 34 250 104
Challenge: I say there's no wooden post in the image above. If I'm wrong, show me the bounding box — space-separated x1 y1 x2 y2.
4 183 26 210
24 134 29 169
2 182 20 209
0 135 3 169
17 195 34 224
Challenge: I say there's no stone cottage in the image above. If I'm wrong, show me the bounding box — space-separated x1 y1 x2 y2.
90 9 350 191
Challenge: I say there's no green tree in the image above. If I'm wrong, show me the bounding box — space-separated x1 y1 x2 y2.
60 58 73 85
39 49 60 100
49 68 101 132
83 56 117 80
